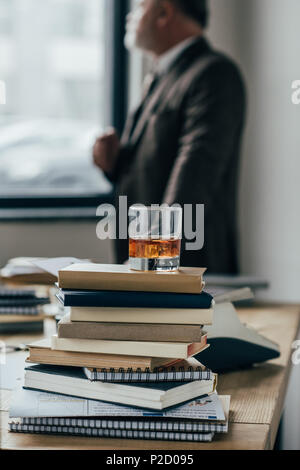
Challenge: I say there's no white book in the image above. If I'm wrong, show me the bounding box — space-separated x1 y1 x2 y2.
70 306 213 325
23 364 217 410
51 335 209 360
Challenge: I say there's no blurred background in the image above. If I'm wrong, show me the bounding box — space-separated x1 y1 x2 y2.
0 0 299 449
0 0 299 302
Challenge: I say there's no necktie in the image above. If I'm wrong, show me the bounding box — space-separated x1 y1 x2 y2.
142 72 160 100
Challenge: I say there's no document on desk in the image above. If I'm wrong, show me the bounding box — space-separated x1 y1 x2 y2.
10 388 225 421
1 257 90 280
31 258 90 278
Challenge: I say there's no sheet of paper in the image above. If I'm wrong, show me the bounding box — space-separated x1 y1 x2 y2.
31 258 90 277
207 287 254 304
10 389 225 421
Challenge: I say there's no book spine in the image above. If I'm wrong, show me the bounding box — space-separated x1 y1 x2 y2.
59 274 203 294
58 323 204 343
9 423 214 442
61 292 213 309
20 417 228 434
51 336 192 359
70 309 212 326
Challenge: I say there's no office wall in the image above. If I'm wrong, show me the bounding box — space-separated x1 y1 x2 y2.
207 0 300 450
207 0 300 302
0 221 114 267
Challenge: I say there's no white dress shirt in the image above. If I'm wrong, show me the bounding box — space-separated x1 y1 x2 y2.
156 36 201 76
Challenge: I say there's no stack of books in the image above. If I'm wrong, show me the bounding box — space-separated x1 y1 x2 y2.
0 288 50 333
9 263 231 443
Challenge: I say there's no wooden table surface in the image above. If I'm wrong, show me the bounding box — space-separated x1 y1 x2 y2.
1 304 299 450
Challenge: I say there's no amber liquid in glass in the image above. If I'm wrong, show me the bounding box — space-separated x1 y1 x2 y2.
129 238 181 259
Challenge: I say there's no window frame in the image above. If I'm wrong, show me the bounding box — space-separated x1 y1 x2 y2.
0 0 130 215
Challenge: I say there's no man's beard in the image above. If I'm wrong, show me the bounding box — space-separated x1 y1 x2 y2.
124 28 138 51
124 6 145 51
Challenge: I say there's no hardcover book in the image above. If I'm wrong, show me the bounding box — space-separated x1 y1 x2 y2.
58 264 206 294
58 315 206 343
23 364 217 410
57 289 213 309
26 338 179 371
70 307 213 326
51 334 209 359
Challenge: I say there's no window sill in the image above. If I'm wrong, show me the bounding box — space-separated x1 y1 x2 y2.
0 193 114 221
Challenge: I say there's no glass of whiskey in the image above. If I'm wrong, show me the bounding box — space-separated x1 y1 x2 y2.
128 205 182 271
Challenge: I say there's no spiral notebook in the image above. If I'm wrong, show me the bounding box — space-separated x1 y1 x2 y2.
0 298 49 307
15 416 228 434
0 288 36 298
0 306 39 316
11 394 230 434
9 422 214 442
84 358 213 383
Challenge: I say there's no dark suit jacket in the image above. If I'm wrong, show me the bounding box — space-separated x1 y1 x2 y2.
108 37 246 274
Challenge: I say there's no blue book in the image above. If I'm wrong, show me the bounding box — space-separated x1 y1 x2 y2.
57 289 213 309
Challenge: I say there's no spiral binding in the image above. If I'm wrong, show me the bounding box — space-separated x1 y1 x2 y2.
0 289 36 298
85 366 212 383
19 417 227 434
0 306 39 316
9 422 214 442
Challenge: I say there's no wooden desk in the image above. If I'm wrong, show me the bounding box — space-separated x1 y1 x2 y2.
1 305 299 450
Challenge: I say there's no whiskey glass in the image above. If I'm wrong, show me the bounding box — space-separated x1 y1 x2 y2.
128 205 182 271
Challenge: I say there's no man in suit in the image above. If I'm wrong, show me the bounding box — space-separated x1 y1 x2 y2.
93 0 246 274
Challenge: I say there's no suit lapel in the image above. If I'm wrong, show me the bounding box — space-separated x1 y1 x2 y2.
129 71 176 148
121 105 143 145
126 37 211 150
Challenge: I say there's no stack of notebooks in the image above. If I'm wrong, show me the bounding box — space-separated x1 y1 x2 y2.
9 263 231 443
0 288 50 333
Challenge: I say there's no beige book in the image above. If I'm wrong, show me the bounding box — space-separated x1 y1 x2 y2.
51 335 210 359
26 338 179 371
70 306 213 326
58 315 205 342
58 264 206 294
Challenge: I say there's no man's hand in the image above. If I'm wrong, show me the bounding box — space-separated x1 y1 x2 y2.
93 128 120 175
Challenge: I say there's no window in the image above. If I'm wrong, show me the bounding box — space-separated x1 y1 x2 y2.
0 0 128 200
